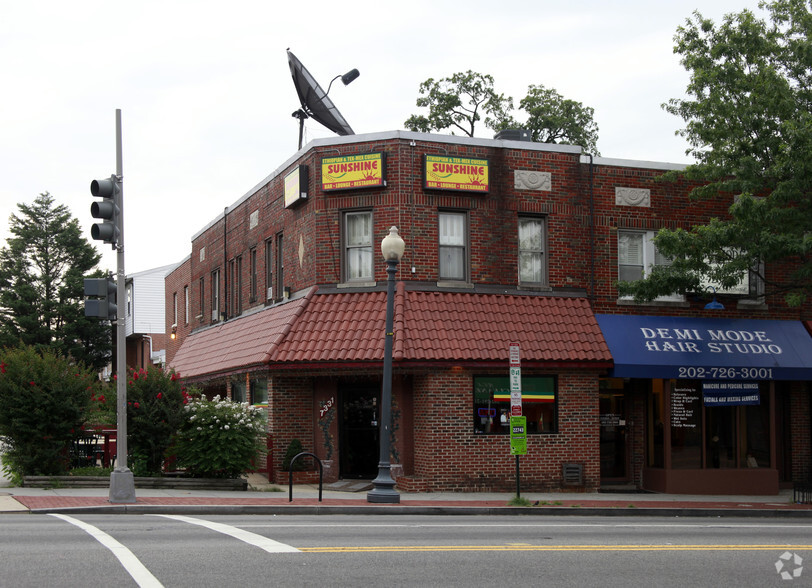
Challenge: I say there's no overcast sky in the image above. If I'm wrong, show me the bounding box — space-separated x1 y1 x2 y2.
1 0 764 275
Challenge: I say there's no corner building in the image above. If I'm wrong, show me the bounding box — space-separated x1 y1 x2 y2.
167 131 812 494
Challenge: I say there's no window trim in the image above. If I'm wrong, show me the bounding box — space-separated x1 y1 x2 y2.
518 215 548 287
342 209 374 284
617 229 684 303
438 210 470 283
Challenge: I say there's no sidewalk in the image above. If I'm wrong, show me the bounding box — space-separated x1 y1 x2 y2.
2 475 811 517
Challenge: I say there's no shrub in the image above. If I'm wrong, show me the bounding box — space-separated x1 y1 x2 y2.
0 345 96 476
282 439 307 471
173 395 265 478
125 366 189 475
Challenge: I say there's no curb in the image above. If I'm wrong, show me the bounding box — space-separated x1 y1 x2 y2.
25 504 812 518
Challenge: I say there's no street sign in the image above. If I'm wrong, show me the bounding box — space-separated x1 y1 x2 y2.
509 343 520 367
510 416 527 455
509 344 522 416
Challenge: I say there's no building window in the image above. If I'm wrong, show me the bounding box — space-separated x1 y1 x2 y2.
344 211 373 281
618 230 681 301
184 285 189 325
518 216 546 285
172 292 177 327
276 233 284 299
252 378 268 405
265 238 273 301
198 277 205 319
211 269 220 322
127 284 133 317
249 247 257 302
650 380 771 470
229 256 242 316
473 376 557 435
439 211 467 281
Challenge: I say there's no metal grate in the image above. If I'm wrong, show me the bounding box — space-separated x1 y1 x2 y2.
562 463 583 486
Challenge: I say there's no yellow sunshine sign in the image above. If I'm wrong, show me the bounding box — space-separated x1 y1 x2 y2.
321 152 385 191
424 155 489 193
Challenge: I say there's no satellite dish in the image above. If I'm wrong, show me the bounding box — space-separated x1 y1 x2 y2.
287 50 357 149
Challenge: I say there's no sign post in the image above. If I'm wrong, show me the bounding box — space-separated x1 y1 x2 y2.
508 344 525 497
510 416 527 497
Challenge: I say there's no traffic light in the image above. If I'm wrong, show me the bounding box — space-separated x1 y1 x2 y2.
90 176 120 247
84 275 117 321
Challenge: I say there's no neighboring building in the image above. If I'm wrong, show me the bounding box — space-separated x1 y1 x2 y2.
125 264 177 370
166 130 812 494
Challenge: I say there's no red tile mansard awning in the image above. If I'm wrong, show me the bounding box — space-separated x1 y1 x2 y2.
170 284 612 380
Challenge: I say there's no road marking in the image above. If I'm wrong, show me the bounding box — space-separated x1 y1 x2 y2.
154 514 300 553
49 513 163 587
300 544 812 553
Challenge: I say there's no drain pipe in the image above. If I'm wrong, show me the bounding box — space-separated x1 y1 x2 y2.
587 153 595 299
223 206 228 321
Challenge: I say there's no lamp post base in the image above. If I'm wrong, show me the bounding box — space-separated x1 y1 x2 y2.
108 468 136 504
366 465 400 503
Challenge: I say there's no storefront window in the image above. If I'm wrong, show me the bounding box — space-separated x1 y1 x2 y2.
670 381 702 469
252 378 268 405
473 376 557 434
660 380 771 469
230 377 246 403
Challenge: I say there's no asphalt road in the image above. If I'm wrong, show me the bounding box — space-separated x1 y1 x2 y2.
2 514 810 587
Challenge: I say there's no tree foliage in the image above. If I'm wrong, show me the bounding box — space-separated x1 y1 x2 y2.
0 345 97 476
618 0 812 306
404 72 600 153
404 71 513 137
504 85 600 155
0 193 111 369
126 366 189 476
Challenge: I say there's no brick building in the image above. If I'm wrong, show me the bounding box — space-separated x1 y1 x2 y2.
166 130 812 494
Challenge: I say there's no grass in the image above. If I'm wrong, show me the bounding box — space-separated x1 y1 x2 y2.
507 496 533 507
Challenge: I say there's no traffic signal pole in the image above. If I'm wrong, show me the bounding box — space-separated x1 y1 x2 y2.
108 109 135 504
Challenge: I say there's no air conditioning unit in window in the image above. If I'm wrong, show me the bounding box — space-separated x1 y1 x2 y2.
211 309 219 322
266 287 273 300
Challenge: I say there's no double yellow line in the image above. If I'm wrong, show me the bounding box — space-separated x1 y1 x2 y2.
300 544 812 553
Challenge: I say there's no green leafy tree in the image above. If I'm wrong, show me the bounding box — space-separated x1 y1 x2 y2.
618 0 812 306
404 71 514 137
174 395 265 478
0 193 112 369
126 366 188 476
0 345 96 476
502 84 601 155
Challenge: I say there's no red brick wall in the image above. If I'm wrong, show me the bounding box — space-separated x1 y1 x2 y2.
164 257 190 367
397 369 601 492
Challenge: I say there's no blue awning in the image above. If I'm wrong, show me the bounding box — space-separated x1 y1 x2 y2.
596 315 812 381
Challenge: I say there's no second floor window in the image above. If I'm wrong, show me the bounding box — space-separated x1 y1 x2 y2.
618 230 681 301
211 269 220 321
439 211 467 281
344 211 373 281
518 217 546 285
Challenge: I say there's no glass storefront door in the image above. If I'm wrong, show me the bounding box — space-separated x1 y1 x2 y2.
600 390 628 481
339 382 380 479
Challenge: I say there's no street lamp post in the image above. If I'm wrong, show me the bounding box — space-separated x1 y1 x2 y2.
367 226 405 504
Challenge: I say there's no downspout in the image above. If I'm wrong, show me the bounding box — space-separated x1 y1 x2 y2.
587 153 595 299
223 206 228 322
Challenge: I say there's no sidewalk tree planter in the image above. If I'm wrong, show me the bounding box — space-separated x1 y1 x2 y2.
23 475 248 490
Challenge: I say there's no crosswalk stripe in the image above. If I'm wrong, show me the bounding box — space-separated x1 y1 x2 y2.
153 514 300 553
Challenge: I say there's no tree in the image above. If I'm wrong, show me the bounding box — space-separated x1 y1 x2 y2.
404 72 601 154
404 71 513 137
126 365 189 476
0 193 111 369
505 85 601 155
0 345 97 476
617 0 812 306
